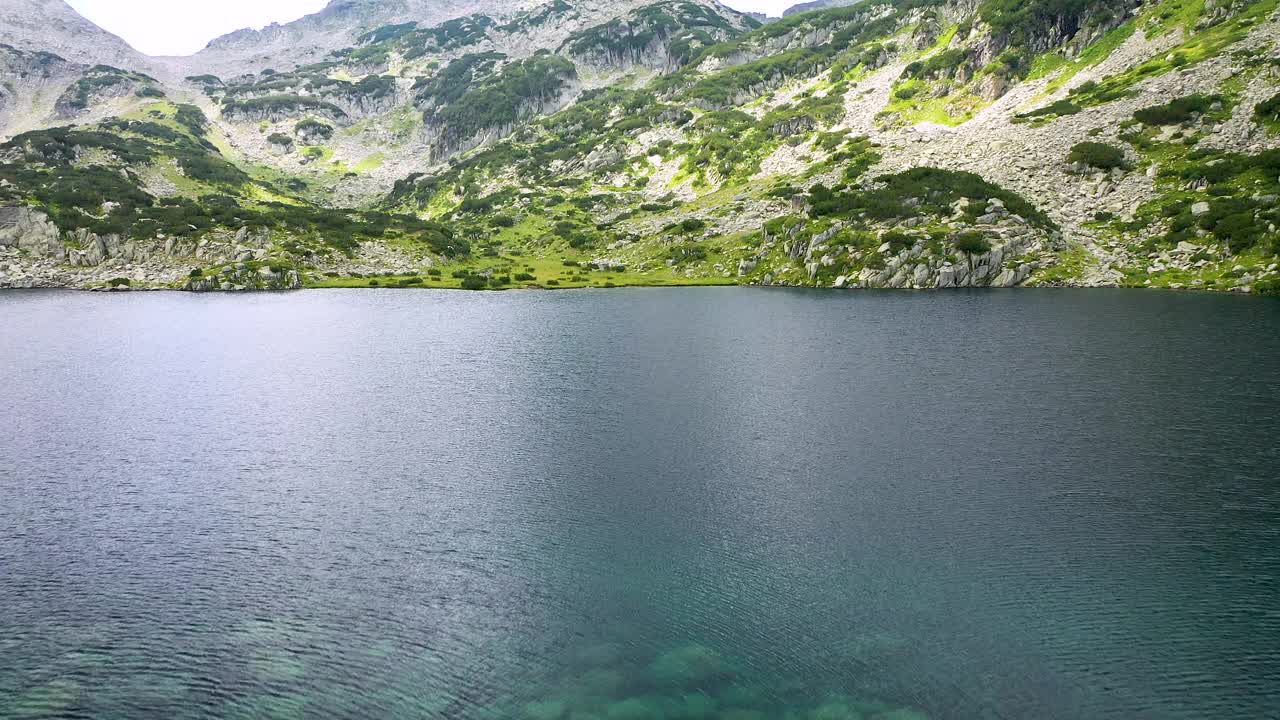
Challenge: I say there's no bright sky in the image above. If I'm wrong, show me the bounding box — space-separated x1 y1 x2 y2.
66 0 796 57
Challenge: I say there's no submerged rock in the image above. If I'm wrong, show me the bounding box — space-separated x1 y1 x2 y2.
648 644 728 688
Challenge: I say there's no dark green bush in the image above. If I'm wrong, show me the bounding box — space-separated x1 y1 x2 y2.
952 231 992 254
1068 141 1128 170
1255 92 1280 126
1015 99 1080 120
296 119 334 139
1133 94 1221 125
881 231 914 253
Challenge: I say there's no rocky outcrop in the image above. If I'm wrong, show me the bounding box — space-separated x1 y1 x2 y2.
857 228 1044 289
185 263 302 292
0 206 61 256
53 66 158 118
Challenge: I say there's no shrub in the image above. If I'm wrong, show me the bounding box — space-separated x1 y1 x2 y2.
461 275 489 290
514 272 536 281
174 104 208 136
107 277 131 287
1067 141 1127 170
1015 99 1080 120
667 243 708 262
1255 92 1280 126
296 119 334 139
952 231 992 254
1133 94 1221 125
892 85 919 100
881 231 913 253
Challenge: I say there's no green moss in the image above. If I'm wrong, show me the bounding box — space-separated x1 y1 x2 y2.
1072 0 1277 109
1034 243 1094 284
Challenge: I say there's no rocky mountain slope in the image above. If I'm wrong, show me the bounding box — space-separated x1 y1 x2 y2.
0 0 153 69
1 0 1278 294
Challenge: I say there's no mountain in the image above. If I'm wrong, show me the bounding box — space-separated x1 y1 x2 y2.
782 0 859 16
0 0 151 69
1 0 1279 294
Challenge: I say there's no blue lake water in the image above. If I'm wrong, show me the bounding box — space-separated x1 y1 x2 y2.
1 288 1278 719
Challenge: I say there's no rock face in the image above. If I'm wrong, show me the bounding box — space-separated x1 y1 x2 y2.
185 264 302 292
0 206 61 256
176 0 513 76
0 0 154 71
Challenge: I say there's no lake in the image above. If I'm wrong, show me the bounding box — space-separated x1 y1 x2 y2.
1 288 1278 720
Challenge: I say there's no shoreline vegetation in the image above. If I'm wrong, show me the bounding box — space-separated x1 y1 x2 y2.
5 276 1276 295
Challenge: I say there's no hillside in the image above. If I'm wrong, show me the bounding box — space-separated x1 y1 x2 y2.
1 0 1278 293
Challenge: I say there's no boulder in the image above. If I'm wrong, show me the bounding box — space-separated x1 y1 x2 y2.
0 207 63 258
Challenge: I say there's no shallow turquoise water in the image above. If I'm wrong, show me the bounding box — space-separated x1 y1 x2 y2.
1 288 1278 719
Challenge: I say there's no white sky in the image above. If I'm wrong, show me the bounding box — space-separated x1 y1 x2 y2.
66 0 797 57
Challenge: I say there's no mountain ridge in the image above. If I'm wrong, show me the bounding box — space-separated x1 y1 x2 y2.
1 0 1278 294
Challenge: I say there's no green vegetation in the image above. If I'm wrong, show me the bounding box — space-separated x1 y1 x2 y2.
810 167 1055 230
58 65 158 112
1132 94 1221 125
952 230 992 255
1067 141 1128 170
221 95 347 121
1070 0 1277 109
422 54 576 143
1014 99 1080 121
0 118 469 258
565 1 738 66
1255 92 1280 132
979 0 1129 46
295 119 334 140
